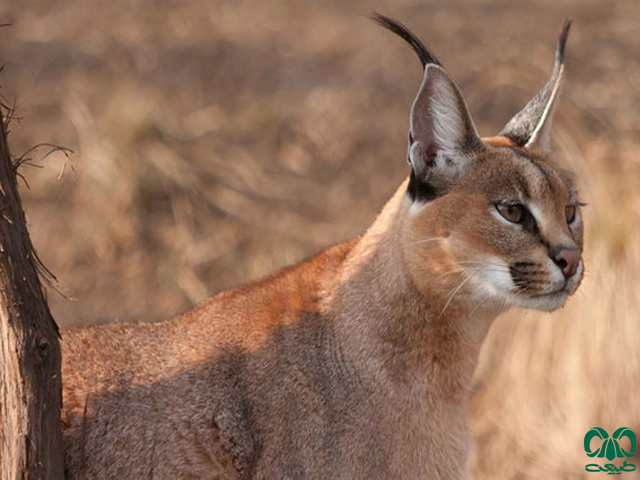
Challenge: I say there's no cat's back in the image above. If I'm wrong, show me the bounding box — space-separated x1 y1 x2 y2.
61 239 358 478
62 238 356 407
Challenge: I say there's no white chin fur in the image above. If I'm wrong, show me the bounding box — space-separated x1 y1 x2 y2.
503 290 569 312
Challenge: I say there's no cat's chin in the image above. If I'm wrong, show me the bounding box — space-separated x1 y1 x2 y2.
509 290 569 312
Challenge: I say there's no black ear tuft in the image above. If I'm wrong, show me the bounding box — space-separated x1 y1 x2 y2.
375 15 484 202
371 13 442 69
556 19 572 65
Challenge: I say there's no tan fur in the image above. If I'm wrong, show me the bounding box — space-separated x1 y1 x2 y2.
483 135 517 148
61 23 583 480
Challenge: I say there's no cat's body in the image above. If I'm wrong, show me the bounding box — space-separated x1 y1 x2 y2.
61 17 583 479
62 185 481 479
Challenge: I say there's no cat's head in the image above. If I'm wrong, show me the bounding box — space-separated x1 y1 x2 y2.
375 15 583 312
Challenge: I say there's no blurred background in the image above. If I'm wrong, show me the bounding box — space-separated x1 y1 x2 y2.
0 0 638 477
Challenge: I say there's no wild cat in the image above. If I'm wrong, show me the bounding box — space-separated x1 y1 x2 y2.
61 15 583 479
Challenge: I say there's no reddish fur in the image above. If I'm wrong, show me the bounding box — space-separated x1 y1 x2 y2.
482 135 517 147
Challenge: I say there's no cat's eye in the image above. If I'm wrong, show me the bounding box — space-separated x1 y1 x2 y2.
565 205 577 224
496 203 525 224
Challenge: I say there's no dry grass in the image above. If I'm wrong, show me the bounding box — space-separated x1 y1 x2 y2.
0 0 639 477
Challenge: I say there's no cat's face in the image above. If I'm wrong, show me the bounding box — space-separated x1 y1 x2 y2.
378 16 581 312
410 142 584 312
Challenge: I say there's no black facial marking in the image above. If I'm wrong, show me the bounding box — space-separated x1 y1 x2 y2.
509 267 530 291
520 208 538 234
510 260 549 293
407 169 437 202
513 261 536 268
406 130 437 202
510 264 542 292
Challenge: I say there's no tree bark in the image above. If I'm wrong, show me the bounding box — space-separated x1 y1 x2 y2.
0 104 64 478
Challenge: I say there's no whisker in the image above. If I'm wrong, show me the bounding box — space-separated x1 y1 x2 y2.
469 289 498 317
403 237 443 248
440 277 471 318
431 266 509 283
455 260 510 269
409 258 521 273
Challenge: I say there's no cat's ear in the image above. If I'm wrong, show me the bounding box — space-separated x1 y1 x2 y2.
408 64 484 193
500 20 571 153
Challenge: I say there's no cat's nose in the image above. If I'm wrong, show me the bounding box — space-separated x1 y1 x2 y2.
552 248 581 278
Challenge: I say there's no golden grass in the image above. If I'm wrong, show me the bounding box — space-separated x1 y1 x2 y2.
1 0 639 476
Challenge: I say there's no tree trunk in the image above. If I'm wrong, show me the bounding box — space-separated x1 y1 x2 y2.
0 104 64 478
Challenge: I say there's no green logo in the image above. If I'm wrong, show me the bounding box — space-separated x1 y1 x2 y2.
585 427 637 474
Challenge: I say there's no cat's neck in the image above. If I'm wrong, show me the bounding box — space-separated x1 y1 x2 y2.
330 181 506 395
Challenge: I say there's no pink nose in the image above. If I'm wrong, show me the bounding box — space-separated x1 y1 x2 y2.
553 248 581 278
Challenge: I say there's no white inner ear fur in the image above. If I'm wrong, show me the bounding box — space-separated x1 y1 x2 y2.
430 78 467 157
408 139 469 182
409 67 476 181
